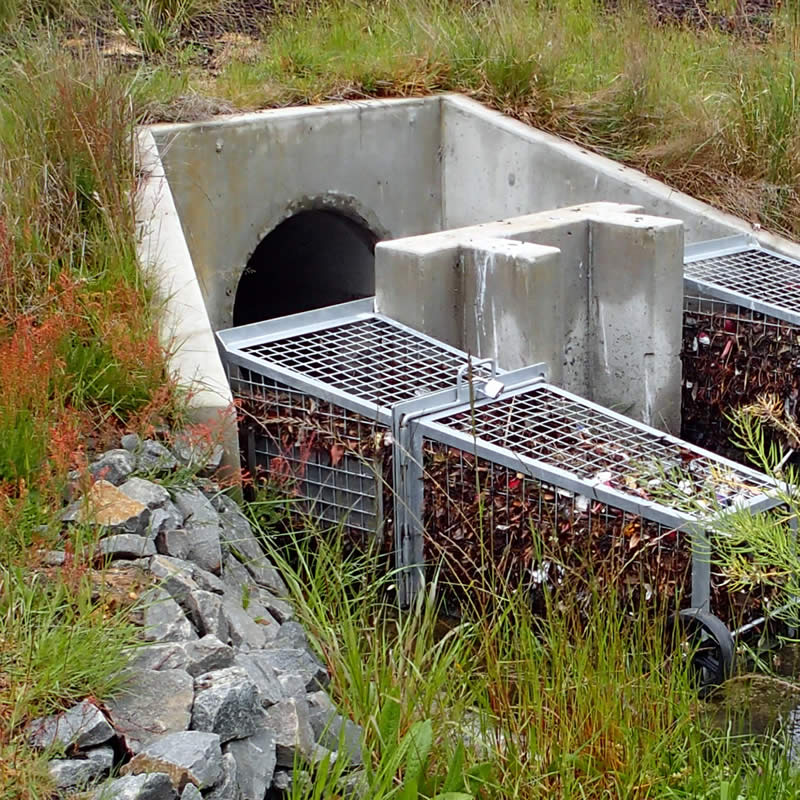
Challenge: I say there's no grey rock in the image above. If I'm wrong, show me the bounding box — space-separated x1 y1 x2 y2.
49 745 114 789
173 433 224 477
120 477 170 509
136 440 179 474
191 667 260 744
149 508 171 538
263 697 315 767
184 518 223 575
148 555 200 610
173 488 221 527
255 590 294 624
62 480 151 535
233 653 284 708
221 556 256 595
225 729 276 800
123 731 223 791
90 449 135 485
204 752 239 800
44 549 66 566
242 599 280 644
306 691 334 724
27 700 114 751
255 648 328 692
273 621 310 651
98 534 156 561
191 564 225 594
271 770 291 791
339 769 369 800
184 635 234 678
93 773 177 800
315 714 363 768
187 590 228 641
142 587 196 643
162 499 186 529
156 528 192 560
121 433 142 452
220 514 287 598
180 784 203 800
106 669 193 753
220 596 266 651
127 642 189 672
276 673 306 699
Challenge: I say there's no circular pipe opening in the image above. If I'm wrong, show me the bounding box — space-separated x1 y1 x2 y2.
233 209 377 326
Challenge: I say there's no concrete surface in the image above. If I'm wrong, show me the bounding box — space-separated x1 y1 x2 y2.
375 203 685 433
148 97 442 331
135 129 238 475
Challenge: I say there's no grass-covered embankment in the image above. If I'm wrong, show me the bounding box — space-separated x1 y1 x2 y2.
3 1 800 796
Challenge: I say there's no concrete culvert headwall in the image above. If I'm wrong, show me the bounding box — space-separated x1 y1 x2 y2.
233 210 377 326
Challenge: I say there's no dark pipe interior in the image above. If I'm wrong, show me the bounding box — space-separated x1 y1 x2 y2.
233 209 377 326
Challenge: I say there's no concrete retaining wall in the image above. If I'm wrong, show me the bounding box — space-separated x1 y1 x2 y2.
148 97 442 331
137 93 800 456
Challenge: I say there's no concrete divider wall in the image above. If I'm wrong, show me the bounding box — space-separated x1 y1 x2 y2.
375 203 684 433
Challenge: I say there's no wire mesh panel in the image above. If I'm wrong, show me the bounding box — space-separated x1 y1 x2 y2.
415 381 781 626
233 368 391 543
682 236 800 462
239 317 482 406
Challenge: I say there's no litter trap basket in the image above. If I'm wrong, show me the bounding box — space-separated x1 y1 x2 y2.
216 298 531 603
683 234 800 461
400 370 785 627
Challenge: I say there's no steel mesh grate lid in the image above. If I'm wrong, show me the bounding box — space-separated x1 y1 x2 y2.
434 384 772 513
686 248 800 315
240 317 479 407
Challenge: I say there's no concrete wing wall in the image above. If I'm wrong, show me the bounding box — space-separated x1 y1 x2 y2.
149 97 443 330
441 94 752 246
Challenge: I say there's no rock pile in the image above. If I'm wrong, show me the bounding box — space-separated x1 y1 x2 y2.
30 435 363 799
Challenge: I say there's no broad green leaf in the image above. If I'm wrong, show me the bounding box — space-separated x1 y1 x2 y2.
465 762 492 792
431 793 473 800
378 694 402 750
442 741 465 793
404 719 433 783
399 774 419 800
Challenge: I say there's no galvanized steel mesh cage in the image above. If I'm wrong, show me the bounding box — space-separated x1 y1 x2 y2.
682 236 800 462
216 299 505 566
401 377 782 624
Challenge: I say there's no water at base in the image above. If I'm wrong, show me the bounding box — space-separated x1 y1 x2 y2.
705 643 800 759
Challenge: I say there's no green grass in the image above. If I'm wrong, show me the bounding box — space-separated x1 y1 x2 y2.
248 506 800 800
0 562 141 799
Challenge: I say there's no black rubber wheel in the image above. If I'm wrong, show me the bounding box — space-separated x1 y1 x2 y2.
669 607 735 697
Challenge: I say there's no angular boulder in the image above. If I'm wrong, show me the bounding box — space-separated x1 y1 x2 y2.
225 729 277 800
106 669 194 753
191 667 260 744
93 772 177 800
263 697 315 767
183 635 234 678
63 480 150 535
27 700 114 751
142 587 196 643
48 745 114 789
123 731 223 791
